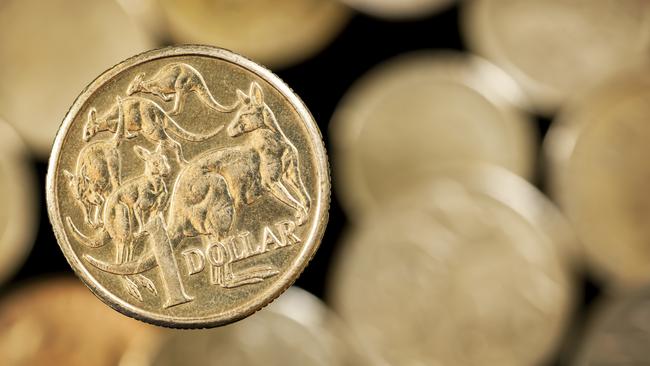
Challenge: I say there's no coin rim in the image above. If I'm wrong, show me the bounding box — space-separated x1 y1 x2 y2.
329 50 536 221
46 45 330 328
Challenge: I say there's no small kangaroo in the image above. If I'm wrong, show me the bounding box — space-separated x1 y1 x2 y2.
83 96 224 163
63 96 127 228
67 144 171 301
126 62 238 116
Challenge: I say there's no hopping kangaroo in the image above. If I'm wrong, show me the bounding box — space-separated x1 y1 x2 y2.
67 145 171 301
222 81 311 225
127 62 238 116
63 97 127 228
84 96 223 163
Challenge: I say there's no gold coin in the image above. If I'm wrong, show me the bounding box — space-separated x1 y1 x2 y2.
545 68 650 287
462 0 650 114
574 286 650 365
329 164 574 366
339 0 455 19
0 119 37 286
147 287 363 366
0 277 159 366
157 0 350 69
46 45 330 328
0 0 154 158
330 51 536 219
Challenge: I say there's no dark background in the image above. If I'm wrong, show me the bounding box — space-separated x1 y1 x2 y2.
11 4 601 365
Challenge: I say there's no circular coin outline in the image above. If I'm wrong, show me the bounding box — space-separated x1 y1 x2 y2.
46 45 330 328
329 51 536 220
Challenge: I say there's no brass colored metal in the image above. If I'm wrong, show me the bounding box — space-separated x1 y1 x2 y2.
329 164 574 366
574 286 650 365
157 0 350 68
0 278 159 366
0 0 153 157
462 0 650 113
0 119 37 286
545 68 650 287
330 51 536 219
46 45 330 328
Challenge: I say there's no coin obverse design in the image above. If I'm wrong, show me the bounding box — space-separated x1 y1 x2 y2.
46 46 330 328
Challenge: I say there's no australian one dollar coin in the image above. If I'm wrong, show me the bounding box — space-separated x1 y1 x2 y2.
46 45 330 328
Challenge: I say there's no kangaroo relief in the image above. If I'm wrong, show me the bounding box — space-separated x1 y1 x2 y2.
49 47 329 328
127 62 238 116
84 96 224 163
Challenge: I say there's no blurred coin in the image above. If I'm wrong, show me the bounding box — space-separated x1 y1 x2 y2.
330 51 536 219
148 287 364 366
339 0 455 20
0 277 159 366
329 164 574 366
47 45 330 328
0 119 37 286
574 286 650 365
462 0 650 114
545 69 650 287
157 0 350 68
0 0 153 158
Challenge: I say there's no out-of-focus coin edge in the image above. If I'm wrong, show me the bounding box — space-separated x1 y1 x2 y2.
157 0 352 69
571 285 650 366
0 119 38 287
327 162 578 366
45 44 331 329
329 50 537 221
339 0 455 20
543 67 650 289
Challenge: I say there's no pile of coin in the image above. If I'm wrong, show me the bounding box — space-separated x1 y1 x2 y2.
0 0 649 365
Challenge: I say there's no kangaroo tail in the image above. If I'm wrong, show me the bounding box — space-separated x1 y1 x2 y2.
194 85 239 113
83 252 157 275
165 115 225 142
66 216 108 248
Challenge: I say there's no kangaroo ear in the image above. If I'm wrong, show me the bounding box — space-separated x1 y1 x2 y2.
236 89 249 104
249 82 263 106
133 145 150 160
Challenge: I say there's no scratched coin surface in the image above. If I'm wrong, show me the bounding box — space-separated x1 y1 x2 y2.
147 287 367 365
0 119 37 286
329 165 573 366
545 69 650 287
462 0 650 113
0 0 153 157
574 286 650 365
158 0 350 68
46 45 330 328
330 51 535 219
0 278 158 366
339 0 455 19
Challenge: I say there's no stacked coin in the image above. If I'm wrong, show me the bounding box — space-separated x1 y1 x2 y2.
141 287 371 366
0 0 154 158
328 165 575 365
545 68 650 288
0 278 160 366
462 0 650 114
330 51 537 218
